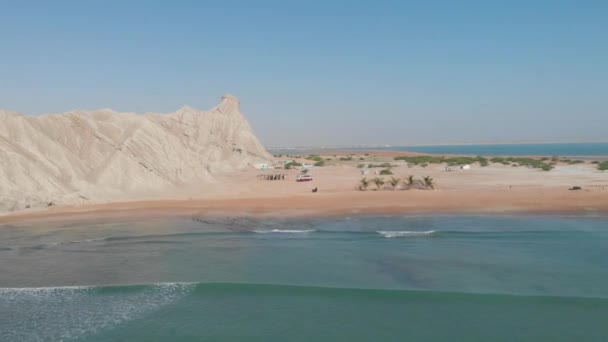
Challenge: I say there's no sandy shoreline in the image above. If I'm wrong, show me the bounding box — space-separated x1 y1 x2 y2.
2 188 607 225
1 151 607 225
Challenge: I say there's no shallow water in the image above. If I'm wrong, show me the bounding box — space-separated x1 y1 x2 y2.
1 215 607 341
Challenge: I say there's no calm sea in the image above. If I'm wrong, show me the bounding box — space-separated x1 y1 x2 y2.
2 215 608 341
355 142 608 157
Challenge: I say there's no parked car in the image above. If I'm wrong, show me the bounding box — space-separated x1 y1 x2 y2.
296 174 313 182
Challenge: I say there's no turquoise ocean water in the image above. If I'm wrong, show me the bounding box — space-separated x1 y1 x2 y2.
1 215 608 341
352 142 608 157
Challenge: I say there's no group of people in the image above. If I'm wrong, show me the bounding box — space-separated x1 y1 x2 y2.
259 174 286 180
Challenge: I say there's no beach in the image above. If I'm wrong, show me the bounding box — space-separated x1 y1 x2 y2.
3 153 608 341
4 1 607 340
2 152 607 224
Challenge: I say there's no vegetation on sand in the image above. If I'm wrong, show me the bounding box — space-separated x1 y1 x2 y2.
306 155 323 162
395 155 488 167
388 177 400 189
358 177 370 191
489 157 555 170
394 155 555 171
284 161 302 169
400 175 434 190
355 175 434 191
372 177 384 190
367 163 395 168
406 175 415 186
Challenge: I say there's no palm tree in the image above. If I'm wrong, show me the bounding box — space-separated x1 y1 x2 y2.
401 176 414 190
423 176 434 189
388 177 400 189
407 175 415 185
359 177 369 191
372 177 384 190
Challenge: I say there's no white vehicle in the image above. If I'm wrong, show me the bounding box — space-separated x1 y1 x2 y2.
296 174 313 182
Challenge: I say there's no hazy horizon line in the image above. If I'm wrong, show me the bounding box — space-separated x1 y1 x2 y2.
267 140 608 150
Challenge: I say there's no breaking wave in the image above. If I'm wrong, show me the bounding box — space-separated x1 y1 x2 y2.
377 230 437 238
253 229 316 234
0 282 195 342
2 282 606 341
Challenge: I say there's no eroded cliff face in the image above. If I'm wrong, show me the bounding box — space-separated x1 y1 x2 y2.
0 95 272 211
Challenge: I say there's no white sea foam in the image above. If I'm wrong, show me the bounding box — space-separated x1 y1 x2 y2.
0 285 95 295
253 229 316 234
377 230 436 238
0 282 195 342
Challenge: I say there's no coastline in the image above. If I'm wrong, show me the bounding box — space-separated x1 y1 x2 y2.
2 149 607 226
2 188 607 225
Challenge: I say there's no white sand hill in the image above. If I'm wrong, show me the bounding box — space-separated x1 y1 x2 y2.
0 95 272 212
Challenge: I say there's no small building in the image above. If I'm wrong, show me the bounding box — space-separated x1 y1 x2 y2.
254 163 272 170
461 164 471 170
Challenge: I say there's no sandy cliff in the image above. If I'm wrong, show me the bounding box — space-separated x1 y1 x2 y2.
0 95 271 211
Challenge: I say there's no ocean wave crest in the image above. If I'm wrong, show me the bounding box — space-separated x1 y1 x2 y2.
377 230 437 238
253 229 316 234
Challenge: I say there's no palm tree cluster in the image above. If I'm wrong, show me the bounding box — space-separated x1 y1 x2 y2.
358 175 434 191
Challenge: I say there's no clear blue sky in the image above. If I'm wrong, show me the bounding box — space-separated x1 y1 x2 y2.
1 1 606 147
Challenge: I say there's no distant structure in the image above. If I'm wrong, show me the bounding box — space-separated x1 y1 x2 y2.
254 163 272 170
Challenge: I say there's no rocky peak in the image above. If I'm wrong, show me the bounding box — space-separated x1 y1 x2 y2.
211 94 241 114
